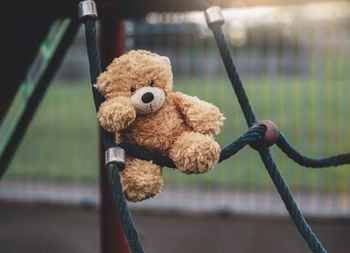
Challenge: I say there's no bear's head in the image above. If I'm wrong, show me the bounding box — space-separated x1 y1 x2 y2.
95 50 173 115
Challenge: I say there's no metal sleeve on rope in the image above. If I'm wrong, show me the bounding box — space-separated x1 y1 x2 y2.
105 147 126 171
78 0 98 21
204 6 225 28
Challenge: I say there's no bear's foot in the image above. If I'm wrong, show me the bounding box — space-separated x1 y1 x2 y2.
169 132 220 174
120 157 163 202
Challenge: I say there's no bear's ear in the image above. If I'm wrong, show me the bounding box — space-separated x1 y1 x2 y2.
94 80 109 95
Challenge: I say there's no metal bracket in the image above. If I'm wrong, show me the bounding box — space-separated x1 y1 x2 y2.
0 19 79 179
78 0 98 21
205 6 225 28
105 147 126 171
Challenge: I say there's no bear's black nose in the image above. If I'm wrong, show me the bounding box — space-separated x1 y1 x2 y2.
142 92 154 103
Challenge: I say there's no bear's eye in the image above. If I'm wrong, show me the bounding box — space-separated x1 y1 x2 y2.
149 80 154 86
130 87 136 93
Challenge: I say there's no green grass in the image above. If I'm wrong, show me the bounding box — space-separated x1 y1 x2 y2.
3 75 350 192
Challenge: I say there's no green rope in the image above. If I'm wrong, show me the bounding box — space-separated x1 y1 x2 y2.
82 16 144 253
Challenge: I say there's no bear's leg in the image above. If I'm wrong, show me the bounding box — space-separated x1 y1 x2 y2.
120 156 163 202
169 132 220 174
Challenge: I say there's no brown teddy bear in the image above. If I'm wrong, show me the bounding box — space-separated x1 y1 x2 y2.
95 50 225 202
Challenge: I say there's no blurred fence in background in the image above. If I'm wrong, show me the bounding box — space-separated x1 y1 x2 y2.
1 1 350 216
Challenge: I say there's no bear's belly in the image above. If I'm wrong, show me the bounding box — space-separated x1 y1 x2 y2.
119 102 190 156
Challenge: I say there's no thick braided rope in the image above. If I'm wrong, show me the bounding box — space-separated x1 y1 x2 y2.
107 163 145 252
258 148 326 253
83 11 330 253
84 19 101 91
117 125 267 167
118 143 176 168
84 18 116 149
209 23 327 253
211 27 257 127
218 124 266 162
277 132 350 168
83 18 144 253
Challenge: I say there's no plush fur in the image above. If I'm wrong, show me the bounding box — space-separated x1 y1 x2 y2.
95 50 225 202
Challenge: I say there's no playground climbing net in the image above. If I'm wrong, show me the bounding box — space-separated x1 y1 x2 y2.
79 1 350 252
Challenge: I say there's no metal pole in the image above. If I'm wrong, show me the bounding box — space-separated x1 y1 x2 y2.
98 2 129 252
0 18 79 178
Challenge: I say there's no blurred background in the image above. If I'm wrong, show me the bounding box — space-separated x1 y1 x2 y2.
1 0 350 252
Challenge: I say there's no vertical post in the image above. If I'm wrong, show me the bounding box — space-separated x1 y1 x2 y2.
98 2 128 253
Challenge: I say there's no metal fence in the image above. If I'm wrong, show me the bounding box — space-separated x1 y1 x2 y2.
1 1 350 216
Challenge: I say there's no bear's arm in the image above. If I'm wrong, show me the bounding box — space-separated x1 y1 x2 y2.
97 96 136 133
171 92 225 135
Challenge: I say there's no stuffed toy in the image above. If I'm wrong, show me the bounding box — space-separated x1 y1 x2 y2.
95 50 225 202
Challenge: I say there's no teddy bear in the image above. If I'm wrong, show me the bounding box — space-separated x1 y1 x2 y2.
95 50 225 202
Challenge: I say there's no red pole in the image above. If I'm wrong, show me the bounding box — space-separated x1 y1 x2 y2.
98 2 129 253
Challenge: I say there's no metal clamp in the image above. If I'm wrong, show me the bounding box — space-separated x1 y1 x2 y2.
205 6 225 28
78 0 98 21
105 147 126 171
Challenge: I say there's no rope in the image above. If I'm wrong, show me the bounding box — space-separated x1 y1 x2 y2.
219 124 265 162
107 163 144 252
277 132 350 168
82 4 350 253
117 125 267 167
208 23 328 253
258 148 327 253
118 143 176 168
82 17 145 253
84 18 116 149
118 126 350 172
211 26 257 127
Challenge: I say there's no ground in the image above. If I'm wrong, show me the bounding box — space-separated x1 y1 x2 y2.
0 201 349 253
